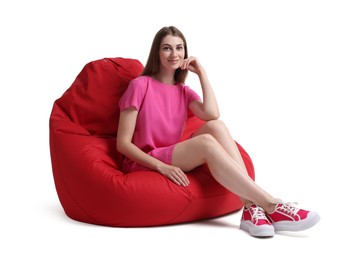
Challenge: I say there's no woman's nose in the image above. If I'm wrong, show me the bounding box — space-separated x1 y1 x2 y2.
171 48 178 56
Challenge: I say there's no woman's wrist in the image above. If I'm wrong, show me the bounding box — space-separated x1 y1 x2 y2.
197 67 207 77
155 162 166 173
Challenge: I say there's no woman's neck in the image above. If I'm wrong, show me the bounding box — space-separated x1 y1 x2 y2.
152 73 176 85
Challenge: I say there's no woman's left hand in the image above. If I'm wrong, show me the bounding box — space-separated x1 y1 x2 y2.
180 57 204 75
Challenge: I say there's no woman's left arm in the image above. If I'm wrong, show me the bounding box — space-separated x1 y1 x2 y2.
181 57 220 121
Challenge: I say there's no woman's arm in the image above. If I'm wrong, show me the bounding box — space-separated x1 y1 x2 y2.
117 108 189 186
180 57 220 121
117 108 163 170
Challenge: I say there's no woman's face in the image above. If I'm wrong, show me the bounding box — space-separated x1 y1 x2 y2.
159 35 185 72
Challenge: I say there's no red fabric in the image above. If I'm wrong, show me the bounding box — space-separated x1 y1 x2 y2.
49 57 255 227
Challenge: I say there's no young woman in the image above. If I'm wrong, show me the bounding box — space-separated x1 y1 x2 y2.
117 26 320 237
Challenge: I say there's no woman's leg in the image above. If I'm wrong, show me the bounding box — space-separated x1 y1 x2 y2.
172 133 277 212
176 120 320 234
191 120 254 208
192 120 247 173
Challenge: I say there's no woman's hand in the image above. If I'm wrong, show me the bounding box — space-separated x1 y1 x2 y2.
179 56 204 76
157 164 190 187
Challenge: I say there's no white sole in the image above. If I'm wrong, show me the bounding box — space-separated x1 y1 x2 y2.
240 221 275 237
273 211 321 232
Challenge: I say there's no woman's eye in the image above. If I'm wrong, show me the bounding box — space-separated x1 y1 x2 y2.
163 47 171 51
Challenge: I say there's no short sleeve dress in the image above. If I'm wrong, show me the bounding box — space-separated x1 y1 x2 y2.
119 75 201 173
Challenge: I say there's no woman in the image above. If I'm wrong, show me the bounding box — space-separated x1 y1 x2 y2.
117 26 320 237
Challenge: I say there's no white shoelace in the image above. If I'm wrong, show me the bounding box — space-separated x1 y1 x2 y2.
278 202 299 216
251 206 268 220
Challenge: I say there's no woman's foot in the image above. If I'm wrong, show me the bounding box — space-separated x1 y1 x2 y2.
265 202 320 231
240 204 274 237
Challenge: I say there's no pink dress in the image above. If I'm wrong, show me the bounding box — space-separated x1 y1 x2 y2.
119 75 201 173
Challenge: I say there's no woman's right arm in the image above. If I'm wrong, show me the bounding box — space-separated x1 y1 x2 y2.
117 108 163 170
116 108 189 187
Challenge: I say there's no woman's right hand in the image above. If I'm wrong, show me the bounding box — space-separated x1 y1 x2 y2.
157 164 190 187
179 56 204 76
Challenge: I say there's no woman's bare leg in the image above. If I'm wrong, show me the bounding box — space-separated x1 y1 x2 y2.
191 120 254 207
192 120 247 172
172 133 277 213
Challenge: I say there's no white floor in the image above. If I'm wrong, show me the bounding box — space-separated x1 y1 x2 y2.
1 1 344 259
3 194 338 259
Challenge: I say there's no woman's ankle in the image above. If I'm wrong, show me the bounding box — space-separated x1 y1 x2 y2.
241 199 253 209
264 198 282 214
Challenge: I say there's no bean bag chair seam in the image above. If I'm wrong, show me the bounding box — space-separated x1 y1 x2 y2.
50 104 91 136
167 202 193 224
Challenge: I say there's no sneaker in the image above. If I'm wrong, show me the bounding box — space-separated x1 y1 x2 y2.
240 204 274 237
266 202 320 232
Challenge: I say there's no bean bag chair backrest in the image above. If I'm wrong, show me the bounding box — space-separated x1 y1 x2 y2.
51 57 143 137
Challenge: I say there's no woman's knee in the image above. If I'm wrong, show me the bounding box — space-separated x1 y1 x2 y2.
202 119 228 134
194 134 219 151
173 134 218 170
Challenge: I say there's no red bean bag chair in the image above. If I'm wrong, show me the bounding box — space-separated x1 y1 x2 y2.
49 57 255 227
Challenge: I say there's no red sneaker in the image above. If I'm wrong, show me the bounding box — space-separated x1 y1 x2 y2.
240 204 274 237
266 202 320 232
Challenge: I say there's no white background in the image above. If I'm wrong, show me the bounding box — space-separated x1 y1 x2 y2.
1 0 344 259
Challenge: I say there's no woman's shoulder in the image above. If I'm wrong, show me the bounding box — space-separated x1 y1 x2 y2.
127 76 151 91
130 75 151 85
176 82 191 91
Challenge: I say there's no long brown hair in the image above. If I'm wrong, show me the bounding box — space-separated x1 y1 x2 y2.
141 26 189 83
